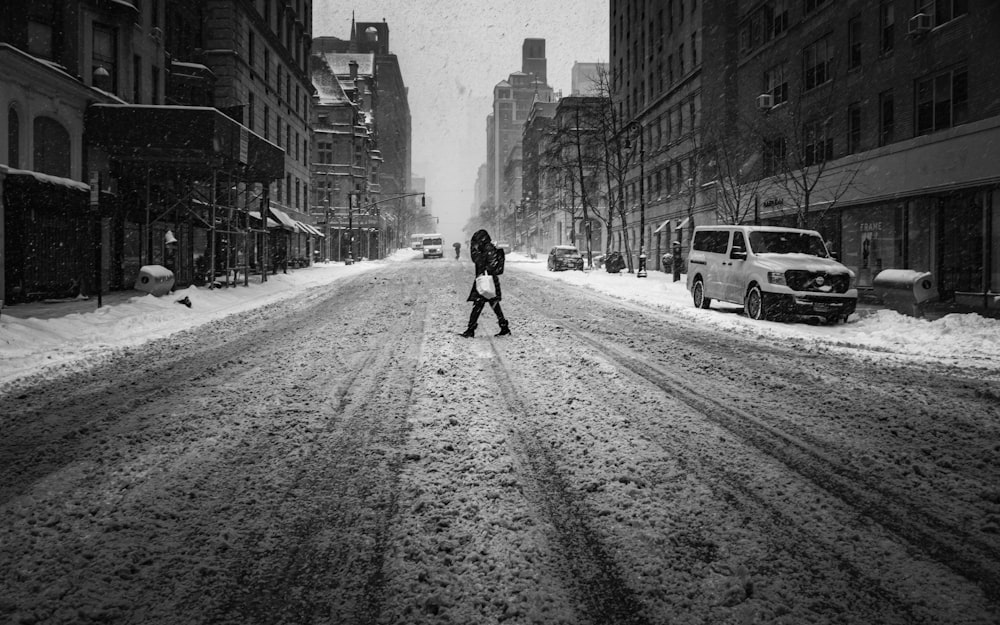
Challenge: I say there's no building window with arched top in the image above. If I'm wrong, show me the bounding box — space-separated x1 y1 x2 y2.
33 116 71 178
8 106 20 168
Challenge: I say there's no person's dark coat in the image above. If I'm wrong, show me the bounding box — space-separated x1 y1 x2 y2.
467 229 504 302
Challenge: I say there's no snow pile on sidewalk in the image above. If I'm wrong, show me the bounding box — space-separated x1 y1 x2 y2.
2 249 998 387
511 253 1000 367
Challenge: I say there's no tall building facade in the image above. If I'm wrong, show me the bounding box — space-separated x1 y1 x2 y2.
1 0 319 303
312 21 412 258
610 0 705 271
614 0 1000 309
488 39 555 213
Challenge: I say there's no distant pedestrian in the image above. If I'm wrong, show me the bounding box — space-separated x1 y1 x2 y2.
453 241 462 259
460 229 510 338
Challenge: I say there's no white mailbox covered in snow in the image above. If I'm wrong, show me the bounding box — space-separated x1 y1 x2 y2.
134 265 175 296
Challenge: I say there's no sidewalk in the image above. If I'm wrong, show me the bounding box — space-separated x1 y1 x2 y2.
1 281 262 321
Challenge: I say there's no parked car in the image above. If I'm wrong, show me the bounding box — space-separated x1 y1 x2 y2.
686 225 857 323
547 245 584 271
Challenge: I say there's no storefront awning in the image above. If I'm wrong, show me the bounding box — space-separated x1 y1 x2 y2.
86 104 285 182
653 219 671 233
675 217 690 231
267 205 297 231
248 211 280 228
295 221 324 236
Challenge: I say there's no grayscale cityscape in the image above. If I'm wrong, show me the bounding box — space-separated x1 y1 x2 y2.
1 1 998 623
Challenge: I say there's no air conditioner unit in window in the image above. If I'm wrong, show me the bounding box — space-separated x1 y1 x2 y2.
907 13 932 35
756 93 774 110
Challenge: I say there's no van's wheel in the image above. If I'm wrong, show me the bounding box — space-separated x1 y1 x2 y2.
692 278 711 309
746 285 769 321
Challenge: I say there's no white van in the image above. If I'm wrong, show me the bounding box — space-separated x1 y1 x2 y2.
686 225 857 323
421 233 444 258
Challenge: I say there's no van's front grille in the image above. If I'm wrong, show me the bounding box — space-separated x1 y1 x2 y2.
785 270 851 293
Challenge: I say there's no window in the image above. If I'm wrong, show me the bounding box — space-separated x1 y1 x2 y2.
915 66 968 135
691 31 698 67
804 0 830 13
848 16 862 70
263 104 269 140
764 63 788 105
264 48 270 86
763 137 786 176
803 35 832 90
879 90 894 145
679 44 685 75
33 116 71 178
318 139 333 164
133 55 142 103
152 66 160 104
847 103 862 154
879 2 895 53
249 31 255 70
773 0 790 35
804 120 833 166
93 23 118 93
916 0 969 26
28 0 58 59
248 92 255 131
8 107 19 168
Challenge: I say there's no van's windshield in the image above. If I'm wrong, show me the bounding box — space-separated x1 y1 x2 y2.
748 232 829 257
422 238 442 245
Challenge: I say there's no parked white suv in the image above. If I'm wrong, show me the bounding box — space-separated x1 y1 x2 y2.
686 225 857 323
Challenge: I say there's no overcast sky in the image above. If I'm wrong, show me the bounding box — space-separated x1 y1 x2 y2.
312 1 609 244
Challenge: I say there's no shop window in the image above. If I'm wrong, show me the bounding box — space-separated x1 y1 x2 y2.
915 66 967 136
8 107 20 168
879 2 895 54
803 35 832 91
879 90 894 145
33 116 70 178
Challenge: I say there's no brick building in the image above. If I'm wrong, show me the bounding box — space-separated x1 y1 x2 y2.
614 0 1000 309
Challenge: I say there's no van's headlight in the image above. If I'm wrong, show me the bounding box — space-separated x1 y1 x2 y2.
767 271 786 285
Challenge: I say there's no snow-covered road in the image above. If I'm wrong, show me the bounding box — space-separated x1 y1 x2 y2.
1 255 998 624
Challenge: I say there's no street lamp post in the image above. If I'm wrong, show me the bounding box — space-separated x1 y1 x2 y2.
625 120 647 278
347 192 355 264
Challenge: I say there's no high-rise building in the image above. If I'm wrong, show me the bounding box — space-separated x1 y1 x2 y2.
488 39 555 215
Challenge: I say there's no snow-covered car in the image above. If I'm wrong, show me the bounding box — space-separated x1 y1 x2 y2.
547 245 585 271
686 225 857 323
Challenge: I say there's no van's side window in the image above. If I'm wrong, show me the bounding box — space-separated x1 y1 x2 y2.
693 230 730 254
731 231 746 252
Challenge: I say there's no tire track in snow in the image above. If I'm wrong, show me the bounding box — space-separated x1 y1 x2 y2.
561 324 1000 612
484 337 653 625
207 276 428 624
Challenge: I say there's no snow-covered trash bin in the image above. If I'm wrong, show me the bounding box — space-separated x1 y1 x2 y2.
872 269 935 317
134 265 175 296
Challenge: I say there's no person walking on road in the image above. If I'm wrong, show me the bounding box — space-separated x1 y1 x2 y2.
453 241 461 259
460 229 510 338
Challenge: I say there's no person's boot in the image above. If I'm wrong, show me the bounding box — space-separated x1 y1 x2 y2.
460 324 476 338
495 321 510 337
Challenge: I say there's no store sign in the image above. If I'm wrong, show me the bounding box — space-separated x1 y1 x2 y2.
762 197 784 208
